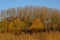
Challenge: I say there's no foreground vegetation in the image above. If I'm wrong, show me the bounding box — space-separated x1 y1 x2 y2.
0 32 60 40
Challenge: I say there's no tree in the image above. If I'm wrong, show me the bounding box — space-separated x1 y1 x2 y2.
51 9 59 31
30 18 45 32
1 19 8 32
8 17 25 33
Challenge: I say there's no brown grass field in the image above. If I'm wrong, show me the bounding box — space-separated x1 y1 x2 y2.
0 31 60 40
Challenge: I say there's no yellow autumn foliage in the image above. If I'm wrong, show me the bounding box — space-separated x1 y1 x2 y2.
9 17 25 30
8 22 14 29
30 18 44 30
0 19 8 32
0 22 2 32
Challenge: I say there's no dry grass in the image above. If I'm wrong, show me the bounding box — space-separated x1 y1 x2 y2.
0 32 60 40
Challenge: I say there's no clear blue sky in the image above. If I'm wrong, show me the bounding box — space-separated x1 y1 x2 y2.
0 0 60 10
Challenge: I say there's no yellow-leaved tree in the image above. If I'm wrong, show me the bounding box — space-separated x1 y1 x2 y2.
30 18 45 30
1 19 8 32
8 17 25 32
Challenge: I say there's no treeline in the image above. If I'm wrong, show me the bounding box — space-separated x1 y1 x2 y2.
0 6 60 34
